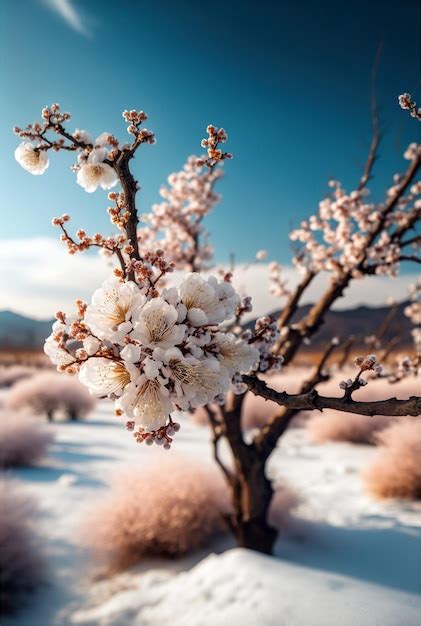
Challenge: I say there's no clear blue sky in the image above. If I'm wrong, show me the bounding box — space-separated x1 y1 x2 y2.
1 0 420 265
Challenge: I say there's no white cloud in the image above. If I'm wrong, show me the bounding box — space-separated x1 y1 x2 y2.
0 238 110 319
0 237 416 321
42 0 91 37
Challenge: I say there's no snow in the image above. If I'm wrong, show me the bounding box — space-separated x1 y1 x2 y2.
70 549 421 626
2 396 421 626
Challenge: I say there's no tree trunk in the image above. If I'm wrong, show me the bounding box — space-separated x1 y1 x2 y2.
230 454 278 554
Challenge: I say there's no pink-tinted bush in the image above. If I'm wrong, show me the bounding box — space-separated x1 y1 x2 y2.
6 372 96 421
0 365 37 388
363 420 421 499
80 455 298 572
80 456 232 572
0 479 45 613
0 410 54 467
307 410 395 445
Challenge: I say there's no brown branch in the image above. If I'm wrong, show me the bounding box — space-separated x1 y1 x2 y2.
254 339 338 454
276 271 315 330
357 42 382 192
203 404 233 485
401 235 421 248
379 336 401 363
337 335 355 370
280 151 421 366
376 304 399 342
243 374 421 417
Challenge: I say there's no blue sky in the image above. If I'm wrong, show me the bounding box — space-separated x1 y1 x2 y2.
1 0 420 266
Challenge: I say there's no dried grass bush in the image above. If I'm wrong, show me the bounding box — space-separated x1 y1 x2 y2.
6 372 96 421
0 365 37 388
0 479 45 613
363 420 421 499
307 410 395 445
0 410 54 467
80 455 298 572
80 456 232 572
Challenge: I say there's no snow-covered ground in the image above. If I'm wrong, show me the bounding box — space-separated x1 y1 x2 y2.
3 399 421 626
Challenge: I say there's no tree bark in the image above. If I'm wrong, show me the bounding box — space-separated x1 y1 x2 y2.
230 456 278 554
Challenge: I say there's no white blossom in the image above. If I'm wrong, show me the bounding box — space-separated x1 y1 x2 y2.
76 147 118 193
132 298 186 348
44 336 75 366
84 278 145 343
15 142 49 175
79 357 134 397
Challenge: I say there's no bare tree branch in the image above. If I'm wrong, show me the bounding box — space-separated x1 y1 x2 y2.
243 374 421 417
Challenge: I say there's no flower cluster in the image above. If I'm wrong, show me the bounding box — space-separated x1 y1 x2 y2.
398 93 421 121
13 103 155 194
140 156 223 271
268 262 291 299
197 125 233 168
289 156 421 280
44 273 259 446
339 354 383 394
241 316 284 378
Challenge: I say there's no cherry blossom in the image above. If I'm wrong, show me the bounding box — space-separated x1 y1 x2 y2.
15 142 49 175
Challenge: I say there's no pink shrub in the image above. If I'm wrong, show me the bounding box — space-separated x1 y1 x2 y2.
363 420 421 499
80 455 232 572
307 411 395 445
80 455 298 572
6 372 96 421
0 365 37 388
0 410 54 467
0 479 45 613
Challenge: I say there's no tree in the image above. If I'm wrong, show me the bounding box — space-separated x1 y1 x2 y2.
14 100 420 554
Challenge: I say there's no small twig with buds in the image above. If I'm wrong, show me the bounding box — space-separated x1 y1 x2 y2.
398 93 421 121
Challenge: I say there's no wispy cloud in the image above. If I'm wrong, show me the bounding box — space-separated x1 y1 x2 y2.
0 238 415 320
42 0 92 37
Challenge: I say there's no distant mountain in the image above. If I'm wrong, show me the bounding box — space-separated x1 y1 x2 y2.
0 302 413 351
0 311 54 349
246 301 413 349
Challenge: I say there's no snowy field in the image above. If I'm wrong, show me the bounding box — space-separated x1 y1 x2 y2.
3 398 421 626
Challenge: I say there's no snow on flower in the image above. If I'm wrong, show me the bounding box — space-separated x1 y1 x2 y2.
15 142 49 175
76 147 118 193
43 272 257 447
